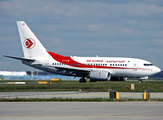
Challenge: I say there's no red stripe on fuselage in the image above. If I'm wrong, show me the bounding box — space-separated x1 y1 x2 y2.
47 50 101 68
46 50 149 70
47 50 80 65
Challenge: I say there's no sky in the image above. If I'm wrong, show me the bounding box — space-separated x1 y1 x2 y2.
0 0 163 71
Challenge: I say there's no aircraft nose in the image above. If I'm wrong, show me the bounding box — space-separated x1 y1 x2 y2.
154 66 161 74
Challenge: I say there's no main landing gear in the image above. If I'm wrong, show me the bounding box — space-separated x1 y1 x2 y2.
138 80 143 83
79 77 86 83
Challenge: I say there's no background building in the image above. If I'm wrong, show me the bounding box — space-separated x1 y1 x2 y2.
0 71 79 80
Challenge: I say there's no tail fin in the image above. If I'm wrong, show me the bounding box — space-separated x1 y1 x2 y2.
17 21 47 58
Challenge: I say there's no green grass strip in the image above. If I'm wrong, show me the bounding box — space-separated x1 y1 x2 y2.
0 81 163 92
0 98 163 102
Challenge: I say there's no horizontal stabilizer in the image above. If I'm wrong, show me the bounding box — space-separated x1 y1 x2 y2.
3 55 35 62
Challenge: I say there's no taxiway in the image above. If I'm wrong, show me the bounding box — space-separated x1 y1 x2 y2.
0 102 163 120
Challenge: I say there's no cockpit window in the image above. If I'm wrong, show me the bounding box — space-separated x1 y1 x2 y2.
144 64 153 66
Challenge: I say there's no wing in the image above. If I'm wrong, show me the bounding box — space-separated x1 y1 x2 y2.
53 66 91 77
4 55 90 77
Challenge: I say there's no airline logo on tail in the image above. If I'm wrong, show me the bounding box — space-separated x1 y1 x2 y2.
24 38 35 49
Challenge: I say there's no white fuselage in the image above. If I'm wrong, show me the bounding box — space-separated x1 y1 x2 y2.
27 54 161 78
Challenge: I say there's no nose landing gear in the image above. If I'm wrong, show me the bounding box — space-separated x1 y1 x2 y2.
139 76 148 83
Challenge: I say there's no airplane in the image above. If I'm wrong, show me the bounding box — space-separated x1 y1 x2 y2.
4 21 161 83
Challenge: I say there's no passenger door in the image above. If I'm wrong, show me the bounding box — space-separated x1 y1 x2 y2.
133 61 138 71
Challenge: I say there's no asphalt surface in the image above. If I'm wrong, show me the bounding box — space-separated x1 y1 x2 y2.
0 91 163 99
0 92 163 120
0 102 163 120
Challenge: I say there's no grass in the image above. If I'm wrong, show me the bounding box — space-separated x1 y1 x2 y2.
0 80 163 92
0 97 163 102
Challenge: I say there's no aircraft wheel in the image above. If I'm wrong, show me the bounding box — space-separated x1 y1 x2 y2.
138 80 143 83
79 78 86 83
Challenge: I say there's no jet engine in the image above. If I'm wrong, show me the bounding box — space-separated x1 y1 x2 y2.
89 70 111 81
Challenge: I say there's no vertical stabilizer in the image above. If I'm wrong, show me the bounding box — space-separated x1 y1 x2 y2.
17 21 47 58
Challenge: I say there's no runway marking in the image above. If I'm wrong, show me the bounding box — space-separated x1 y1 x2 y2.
0 115 163 118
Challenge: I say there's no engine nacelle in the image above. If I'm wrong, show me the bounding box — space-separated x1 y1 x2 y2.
89 71 111 81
